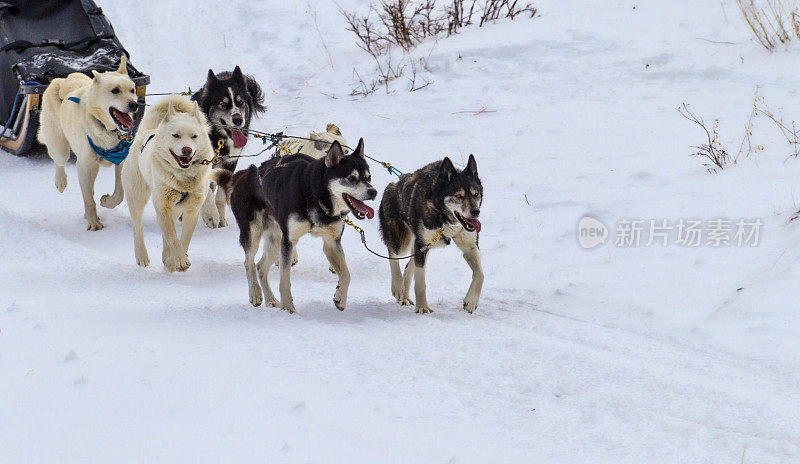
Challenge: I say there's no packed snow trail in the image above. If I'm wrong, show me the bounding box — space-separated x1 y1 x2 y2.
2 0 800 462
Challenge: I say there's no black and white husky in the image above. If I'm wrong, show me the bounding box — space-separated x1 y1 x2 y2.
191 66 265 228
378 155 484 314
215 140 377 313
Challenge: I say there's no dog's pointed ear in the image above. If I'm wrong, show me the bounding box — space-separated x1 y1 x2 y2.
439 157 457 185
191 100 201 119
91 70 102 81
207 69 218 83
325 140 345 167
464 154 478 177
162 100 175 124
352 138 365 158
231 65 244 83
326 123 341 135
116 55 127 74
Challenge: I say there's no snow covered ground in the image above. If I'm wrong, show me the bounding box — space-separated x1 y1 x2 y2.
2 0 800 462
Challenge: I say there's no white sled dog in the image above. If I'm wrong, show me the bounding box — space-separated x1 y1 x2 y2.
120 95 214 272
282 123 349 159
37 56 139 230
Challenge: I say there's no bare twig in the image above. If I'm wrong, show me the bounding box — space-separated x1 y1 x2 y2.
341 0 537 95
308 1 335 68
736 87 761 162
736 0 800 51
679 103 731 171
696 37 737 44
452 107 497 115
350 68 379 97
755 101 800 159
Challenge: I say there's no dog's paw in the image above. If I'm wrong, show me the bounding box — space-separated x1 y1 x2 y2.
391 282 413 305
264 295 280 308
100 193 122 209
292 249 300 267
463 296 479 314
86 218 104 231
218 217 228 228
177 255 191 272
392 289 414 306
55 167 67 193
333 295 346 311
281 301 296 314
415 304 434 314
249 283 263 307
163 252 191 273
333 284 347 311
135 252 150 267
202 210 220 229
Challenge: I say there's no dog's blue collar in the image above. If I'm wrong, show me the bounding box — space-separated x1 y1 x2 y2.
318 200 334 217
69 95 134 165
86 135 133 165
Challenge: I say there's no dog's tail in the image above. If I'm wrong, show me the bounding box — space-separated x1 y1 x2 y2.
378 182 410 253
210 168 235 205
228 165 269 241
240 165 268 211
37 78 67 147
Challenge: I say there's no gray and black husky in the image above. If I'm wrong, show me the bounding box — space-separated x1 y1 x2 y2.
192 66 266 228
216 140 377 313
378 155 484 314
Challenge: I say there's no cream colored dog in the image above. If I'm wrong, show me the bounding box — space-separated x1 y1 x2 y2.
119 95 213 272
282 123 349 159
37 56 139 230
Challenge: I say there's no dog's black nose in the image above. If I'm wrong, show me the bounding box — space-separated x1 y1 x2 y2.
127 102 139 112
367 188 377 200
470 208 480 217
232 114 243 126
182 146 192 157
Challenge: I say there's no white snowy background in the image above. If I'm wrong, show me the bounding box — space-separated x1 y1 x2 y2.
2 0 800 462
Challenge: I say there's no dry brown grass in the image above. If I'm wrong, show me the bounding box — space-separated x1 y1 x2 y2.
736 0 799 51
679 103 732 172
680 88 800 173
342 0 536 95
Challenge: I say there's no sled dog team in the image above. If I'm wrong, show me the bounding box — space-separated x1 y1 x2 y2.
36 58 484 315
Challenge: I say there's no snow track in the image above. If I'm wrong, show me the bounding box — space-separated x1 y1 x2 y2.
2 0 800 462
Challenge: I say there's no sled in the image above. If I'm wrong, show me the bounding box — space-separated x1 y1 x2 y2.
0 0 150 156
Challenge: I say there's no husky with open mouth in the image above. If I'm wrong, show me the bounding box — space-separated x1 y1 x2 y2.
215 139 376 313
37 56 140 230
191 66 265 229
119 95 214 272
378 155 484 314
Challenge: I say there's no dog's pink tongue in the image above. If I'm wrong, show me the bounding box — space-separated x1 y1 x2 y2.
230 129 248 148
115 109 133 127
463 217 481 233
350 197 375 219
